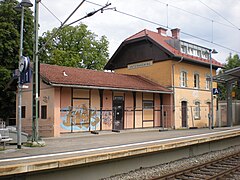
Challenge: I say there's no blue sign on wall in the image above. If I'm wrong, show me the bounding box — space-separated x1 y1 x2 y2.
213 88 220 95
20 56 31 85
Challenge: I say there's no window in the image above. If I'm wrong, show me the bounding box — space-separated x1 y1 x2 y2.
21 106 26 118
181 45 187 54
206 75 210 90
197 50 201 57
180 71 187 87
202 51 209 59
143 101 153 109
194 102 200 120
194 73 200 89
41 105 47 119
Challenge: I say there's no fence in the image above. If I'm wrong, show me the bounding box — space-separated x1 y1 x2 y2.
20 102 236 135
59 104 214 133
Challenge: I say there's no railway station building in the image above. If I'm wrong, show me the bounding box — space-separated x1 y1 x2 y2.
104 27 222 129
18 27 222 137
19 63 172 137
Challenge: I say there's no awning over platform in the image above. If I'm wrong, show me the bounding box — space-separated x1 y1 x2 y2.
213 67 240 83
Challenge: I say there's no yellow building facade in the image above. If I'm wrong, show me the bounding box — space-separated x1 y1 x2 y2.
105 27 222 129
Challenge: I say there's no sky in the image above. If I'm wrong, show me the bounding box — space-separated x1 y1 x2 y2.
30 0 240 64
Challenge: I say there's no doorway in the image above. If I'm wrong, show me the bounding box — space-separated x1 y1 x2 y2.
113 96 124 130
181 101 187 127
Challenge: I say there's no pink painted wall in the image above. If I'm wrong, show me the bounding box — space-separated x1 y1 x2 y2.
102 90 113 130
21 76 172 137
124 92 134 129
154 94 161 127
20 80 55 137
53 87 61 137
162 94 173 128
135 92 143 128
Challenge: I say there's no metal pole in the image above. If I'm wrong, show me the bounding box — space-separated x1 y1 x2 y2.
32 0 39 142
17 7 24 149
210 51 214 129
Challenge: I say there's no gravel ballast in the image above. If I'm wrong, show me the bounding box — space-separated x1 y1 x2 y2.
101 145 240 180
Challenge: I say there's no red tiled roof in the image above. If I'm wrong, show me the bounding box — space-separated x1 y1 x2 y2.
40 63 171 93
125 29 222 67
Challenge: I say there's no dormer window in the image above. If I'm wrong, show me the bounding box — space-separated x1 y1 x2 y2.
197 50 201 57
202 51 209 59
180 41 209 59
181 45 187 54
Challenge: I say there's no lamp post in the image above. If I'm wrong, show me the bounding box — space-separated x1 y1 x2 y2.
15 0 33 149
209 49 218 129
32 0 40 143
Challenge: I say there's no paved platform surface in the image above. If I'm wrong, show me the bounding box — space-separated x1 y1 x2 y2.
1 126 239 160
0 126 240 177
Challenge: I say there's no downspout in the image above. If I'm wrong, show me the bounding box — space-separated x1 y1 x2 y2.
172 57 184 129
99 89 103 131
132 92 136 129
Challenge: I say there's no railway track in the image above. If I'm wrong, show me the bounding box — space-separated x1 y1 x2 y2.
150 152 240 180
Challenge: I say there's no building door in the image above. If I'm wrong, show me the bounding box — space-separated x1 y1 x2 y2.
181 101 187 127
113 96 124 130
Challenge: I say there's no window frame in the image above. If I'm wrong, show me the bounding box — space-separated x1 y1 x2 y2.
194 101 201 120
180 71 187 87
41 105 47 119
143 100 154 109
194 73 200 89
206 75 210 90
21 106 26 119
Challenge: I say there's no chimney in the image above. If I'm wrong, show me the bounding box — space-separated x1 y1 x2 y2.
171 28 180 39
157 27 167 36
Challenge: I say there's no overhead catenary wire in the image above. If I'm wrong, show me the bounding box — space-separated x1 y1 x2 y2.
85 0 240 54
198 0 240 30
38 1 112 54
40 1 62 25
38 0 86 54
67 2 111 26
154 0 238 30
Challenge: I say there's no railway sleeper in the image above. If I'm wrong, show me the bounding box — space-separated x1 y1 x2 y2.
193 170 215 177
222 173 237 179
185 172 209 179
175 174 201 180
218 163 235 168
207 164 229 170
220 161 238 166
226 157 240 162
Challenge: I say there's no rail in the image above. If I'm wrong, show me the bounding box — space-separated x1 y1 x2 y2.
150 152 240 179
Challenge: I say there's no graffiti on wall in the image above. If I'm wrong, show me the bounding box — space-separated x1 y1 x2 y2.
60 104 100 131
102 111 112 126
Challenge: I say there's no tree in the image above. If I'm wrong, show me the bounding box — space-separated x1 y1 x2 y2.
39 24 109 70
224 54 240 70
0 0 34 123
218 54 240 100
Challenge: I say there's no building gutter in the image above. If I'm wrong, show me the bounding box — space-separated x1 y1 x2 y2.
48 82 172 94
174 55 222 69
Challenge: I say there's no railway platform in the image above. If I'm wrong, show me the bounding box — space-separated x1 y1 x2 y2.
0 126 240 179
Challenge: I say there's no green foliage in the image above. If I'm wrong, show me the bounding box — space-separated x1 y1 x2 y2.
0 0 34 122
218 54 240 100
39 24 109 70
224 54 240 70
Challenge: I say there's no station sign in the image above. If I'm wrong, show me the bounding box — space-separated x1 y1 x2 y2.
213 88 220 95
19 56 31 85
